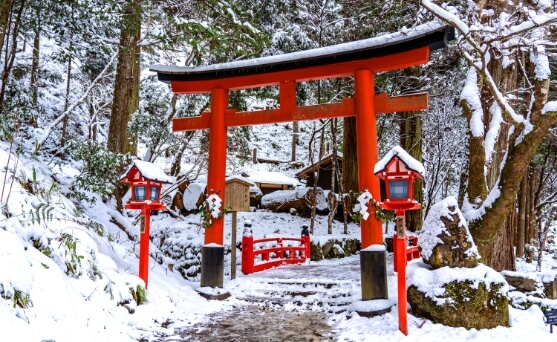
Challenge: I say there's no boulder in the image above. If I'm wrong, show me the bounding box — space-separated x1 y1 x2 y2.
407 263 509 329
501 271 537 292
419 196 480 269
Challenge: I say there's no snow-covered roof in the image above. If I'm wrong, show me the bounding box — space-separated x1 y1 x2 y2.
243 170 299 186
374 145 425 176
150 22 454 82
225 175 255 186
295 152 343 178
120 160 174 184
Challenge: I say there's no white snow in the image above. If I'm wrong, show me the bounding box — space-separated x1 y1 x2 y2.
121 159 174 183
542 101 557 115
362 244 387 252
419 196 480 261
407 262 509 305
243 170 299 186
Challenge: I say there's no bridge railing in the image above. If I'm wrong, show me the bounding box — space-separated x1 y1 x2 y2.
393 234 421 272
242 235 310 275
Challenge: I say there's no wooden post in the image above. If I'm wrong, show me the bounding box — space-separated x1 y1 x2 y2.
395 210 408 336
139 207 151 288
231 211 237 279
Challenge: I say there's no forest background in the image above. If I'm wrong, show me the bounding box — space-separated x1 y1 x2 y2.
0 0 556 273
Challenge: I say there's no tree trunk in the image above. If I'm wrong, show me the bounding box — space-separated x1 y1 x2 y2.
291 120 298 162
400 111 423 232
107 0 142 211
0 0 23 112
30 5 40 110
60 52 72 147
327 119 338 234
516 175 527 258
0 0 12 55
342 116 358 194
261 187 326 216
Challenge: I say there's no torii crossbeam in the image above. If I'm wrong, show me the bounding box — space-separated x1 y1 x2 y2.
150 22 454 299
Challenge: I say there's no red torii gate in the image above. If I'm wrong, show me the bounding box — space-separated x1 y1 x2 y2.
151 23 453 301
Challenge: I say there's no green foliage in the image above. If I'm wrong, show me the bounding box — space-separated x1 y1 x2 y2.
68 140 131 202
0 288 32 309
130 285 147 305
58 232 85 277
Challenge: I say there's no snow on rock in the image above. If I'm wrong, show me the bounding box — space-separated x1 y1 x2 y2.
182 182 205 211
419 196 480 262
407 262 509 305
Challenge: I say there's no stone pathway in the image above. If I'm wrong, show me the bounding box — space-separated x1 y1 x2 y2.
172 304 334 341
158 257 366 341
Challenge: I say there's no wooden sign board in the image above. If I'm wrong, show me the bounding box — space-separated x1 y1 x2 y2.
225 178 251 212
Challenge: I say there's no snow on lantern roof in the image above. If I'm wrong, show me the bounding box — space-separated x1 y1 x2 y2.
374 145 425 176
150 22 454 82
120 160 174 184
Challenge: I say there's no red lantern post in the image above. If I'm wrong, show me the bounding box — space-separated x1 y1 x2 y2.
119 160 173 288
374 146 424 336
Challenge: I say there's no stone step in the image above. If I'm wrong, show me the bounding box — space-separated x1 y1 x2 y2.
234 279 357 313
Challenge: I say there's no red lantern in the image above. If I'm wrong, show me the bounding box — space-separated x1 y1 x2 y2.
374 146 424 336
119 160 173 288
374 146 423 211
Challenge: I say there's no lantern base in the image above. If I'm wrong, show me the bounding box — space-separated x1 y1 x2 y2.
200 244 225 288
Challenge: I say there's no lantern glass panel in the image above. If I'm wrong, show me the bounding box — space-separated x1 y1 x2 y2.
389 180 408 200
134 185 147 201
150 186 160 201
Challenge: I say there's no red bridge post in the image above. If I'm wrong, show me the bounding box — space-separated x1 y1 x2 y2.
242 234 254 275
302 235 310 260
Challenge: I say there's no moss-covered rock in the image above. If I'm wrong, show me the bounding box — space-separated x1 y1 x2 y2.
407 264 509 329
310 238 360 261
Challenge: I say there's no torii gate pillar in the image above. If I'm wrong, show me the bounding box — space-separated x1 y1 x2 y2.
200 87 229 289
355 70 388 300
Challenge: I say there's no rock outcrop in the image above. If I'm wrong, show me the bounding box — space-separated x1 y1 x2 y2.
407 196 509 329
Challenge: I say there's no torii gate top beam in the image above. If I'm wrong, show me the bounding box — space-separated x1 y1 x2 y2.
150 22 454 94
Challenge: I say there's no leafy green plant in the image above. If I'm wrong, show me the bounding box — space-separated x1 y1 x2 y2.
67 140 131 203
58 232 84 277
1 287 32 309
130 285 147 305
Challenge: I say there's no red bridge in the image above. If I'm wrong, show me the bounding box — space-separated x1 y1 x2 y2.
242 235 310 275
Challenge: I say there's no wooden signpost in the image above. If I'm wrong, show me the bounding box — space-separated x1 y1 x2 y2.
225 177 252 279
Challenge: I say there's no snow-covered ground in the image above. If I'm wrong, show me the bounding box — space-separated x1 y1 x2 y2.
1 140 557 342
